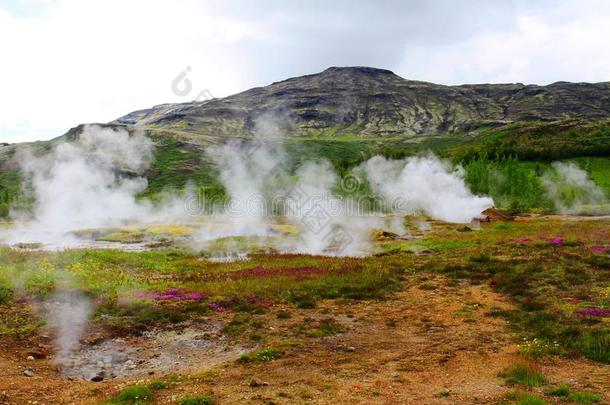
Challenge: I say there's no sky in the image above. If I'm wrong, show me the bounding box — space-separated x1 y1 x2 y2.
1 0 610 143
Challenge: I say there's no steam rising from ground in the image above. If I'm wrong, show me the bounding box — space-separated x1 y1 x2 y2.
543 162 609 214
362 155 494 223
285 160 397 256
202 139 285 239
45 290 92 364
1 123 498 255
19 125 153 230
200 140 492 255
3 125 190 245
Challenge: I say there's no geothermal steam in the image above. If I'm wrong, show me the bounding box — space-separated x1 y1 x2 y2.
362 154 494 223
17 125 154 231
45 290 92 364
3 122 498 255
202 138 493 255
543 162 609 214
4 125 190 245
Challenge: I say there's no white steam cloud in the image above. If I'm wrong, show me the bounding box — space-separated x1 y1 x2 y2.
1 121 495 255
199 137 492 256
3 124 191 246
44 290 92 364
202 139 285 238
285 160 394 256
362 154 494 223
543 162 609 214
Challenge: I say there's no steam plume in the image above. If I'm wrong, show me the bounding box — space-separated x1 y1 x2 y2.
543 162 609 214
362 154 494 223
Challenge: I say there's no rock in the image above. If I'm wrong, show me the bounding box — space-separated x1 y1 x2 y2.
91 372 105 382
23 369 34 377
346 346 356 352
26 356 35 361
26 347 48 359
249 377 268 387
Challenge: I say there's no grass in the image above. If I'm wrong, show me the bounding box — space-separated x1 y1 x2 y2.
178 396 213 405
547 384 571 397
292 318 346 337
1 217 610 372
501 361 548 387
238 348 282 363
515 394 547 405
568 392 602 404
147 380 170 390
111 385 154 404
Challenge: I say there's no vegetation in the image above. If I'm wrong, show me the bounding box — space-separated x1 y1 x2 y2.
238 348 282 363
178 396 213 405
112 385 154 404
568 391 602 404
1 118 610 217
501 361 547 387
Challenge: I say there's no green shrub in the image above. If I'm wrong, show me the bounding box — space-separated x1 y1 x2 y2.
147 380 169 390
547 384 570 396
515 393 547 405
239 348 282 363
115 385 153 404
178 396 213 405
501 362 547 387
0 286 12 304
572 329 610 363
568 391 602 404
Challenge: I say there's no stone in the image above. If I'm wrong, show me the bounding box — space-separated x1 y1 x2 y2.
249 377 268 387
91 372 105 382
23 369 34 377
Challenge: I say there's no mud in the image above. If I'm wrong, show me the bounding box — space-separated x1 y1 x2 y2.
59 324 253 381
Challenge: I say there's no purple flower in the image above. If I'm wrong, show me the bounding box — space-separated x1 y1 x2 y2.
550 237 564 245
208 302 226 312
139 288 207 302
575 307 610 317
183 292 205 301
592 245 609 255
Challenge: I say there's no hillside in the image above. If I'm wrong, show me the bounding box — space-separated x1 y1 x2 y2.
2 67 610 216
114 66 610 138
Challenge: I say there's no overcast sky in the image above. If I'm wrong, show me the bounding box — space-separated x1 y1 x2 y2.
1 0 610 143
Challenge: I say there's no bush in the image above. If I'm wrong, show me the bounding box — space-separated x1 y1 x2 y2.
515 393 547 405
501 361 547 387
0 286 12 304
568 391 602 404
179 396 213 405
572 329 610 363
147 380 169 390
239 348 282 363
547 384 570 396
116 385 153 403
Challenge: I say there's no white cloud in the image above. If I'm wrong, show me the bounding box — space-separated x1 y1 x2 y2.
1 0 609 143
398 9 610 85
0 0 260 142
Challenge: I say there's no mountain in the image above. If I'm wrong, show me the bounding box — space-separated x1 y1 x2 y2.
114 66 610 138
